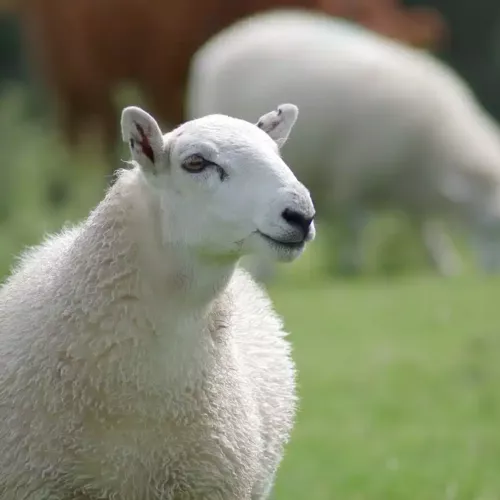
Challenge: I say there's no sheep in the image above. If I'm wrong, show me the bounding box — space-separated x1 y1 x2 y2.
0 102 316 499
186 8 500 278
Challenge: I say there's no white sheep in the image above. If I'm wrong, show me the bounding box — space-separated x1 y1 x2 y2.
0 103 315 499
186 8 500 278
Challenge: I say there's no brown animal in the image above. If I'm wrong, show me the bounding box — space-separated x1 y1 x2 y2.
14 0 447 172
0 0 14 11
319 0 448 49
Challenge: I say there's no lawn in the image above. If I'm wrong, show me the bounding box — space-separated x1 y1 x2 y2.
270 274 500 500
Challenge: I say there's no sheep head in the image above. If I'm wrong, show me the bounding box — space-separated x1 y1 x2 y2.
120 104 315 264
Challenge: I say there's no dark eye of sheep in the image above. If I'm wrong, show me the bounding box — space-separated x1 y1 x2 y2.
182 154 227 181
182 154 209 173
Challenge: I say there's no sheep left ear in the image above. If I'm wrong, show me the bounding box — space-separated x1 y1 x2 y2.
256 103 298 148
121 106 164 173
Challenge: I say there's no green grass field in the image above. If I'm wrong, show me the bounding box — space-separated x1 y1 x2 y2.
1 86 500 499
270 274 500 500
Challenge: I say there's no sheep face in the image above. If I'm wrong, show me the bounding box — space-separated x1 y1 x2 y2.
121 104 315 263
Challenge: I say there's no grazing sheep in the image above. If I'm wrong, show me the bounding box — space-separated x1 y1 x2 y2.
0 103 315 499
186 9 500 278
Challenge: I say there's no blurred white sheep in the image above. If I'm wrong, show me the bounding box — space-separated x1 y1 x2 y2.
187 8 500 279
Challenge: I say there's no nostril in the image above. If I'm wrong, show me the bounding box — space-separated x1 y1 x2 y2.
281 208 314 236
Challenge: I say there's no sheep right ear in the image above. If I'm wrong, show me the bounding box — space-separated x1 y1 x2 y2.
256 103 298 148
121 106 164 174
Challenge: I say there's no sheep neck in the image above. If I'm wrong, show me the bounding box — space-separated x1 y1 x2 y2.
62 170 237 386
157 244 237 312
104 168 238 315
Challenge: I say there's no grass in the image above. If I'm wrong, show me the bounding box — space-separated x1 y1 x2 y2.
269 275 500 500
1 85 500 499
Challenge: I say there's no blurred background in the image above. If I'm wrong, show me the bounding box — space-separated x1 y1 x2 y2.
1 0 500 498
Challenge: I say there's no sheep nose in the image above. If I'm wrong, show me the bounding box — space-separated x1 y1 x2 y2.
281 208 315 239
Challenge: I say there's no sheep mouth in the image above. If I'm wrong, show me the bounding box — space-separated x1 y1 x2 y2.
257 231 306 250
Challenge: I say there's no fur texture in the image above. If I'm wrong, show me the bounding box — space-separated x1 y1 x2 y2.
0 106 315 499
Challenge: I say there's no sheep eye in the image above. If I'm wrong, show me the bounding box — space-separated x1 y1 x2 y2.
182 154 210 173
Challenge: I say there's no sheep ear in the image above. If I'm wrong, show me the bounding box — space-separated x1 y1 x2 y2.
256 103 298 148
121 106 164 173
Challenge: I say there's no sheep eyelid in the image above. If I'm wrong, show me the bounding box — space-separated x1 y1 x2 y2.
181 155 209 172
181 155 227 181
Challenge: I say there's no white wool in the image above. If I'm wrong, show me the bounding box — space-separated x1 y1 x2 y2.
0 105 315 499
187 9 500 276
